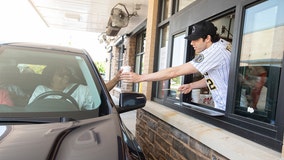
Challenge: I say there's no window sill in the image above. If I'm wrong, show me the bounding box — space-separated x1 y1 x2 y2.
143 101 281 160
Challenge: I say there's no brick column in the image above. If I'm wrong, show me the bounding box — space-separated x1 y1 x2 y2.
122 36 136 92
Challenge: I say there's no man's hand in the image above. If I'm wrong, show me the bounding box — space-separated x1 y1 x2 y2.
178 83 193 94
120 72 140 83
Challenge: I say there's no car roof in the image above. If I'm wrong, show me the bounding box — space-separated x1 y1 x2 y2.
0 42 86 54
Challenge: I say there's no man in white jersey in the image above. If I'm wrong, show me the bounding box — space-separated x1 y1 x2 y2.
121 21 231 110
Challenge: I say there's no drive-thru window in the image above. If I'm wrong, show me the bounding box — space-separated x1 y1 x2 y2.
130 0 284 157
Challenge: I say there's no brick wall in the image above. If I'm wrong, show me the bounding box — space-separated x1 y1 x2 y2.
136 109 228 160
108 46 120 97
109 36 136 96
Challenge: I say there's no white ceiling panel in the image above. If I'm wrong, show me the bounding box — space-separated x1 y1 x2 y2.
29 0 148 35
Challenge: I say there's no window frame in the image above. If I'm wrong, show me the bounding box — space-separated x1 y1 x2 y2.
227 0 284 147
116 44 124 88
154 0 284 151
134 30 146 92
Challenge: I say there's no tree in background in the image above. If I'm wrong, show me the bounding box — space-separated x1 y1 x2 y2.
94 61 106 74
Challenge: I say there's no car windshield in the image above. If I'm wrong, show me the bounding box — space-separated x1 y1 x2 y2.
0 43 108 120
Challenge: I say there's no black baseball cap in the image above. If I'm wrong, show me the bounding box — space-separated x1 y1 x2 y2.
185 21 217 41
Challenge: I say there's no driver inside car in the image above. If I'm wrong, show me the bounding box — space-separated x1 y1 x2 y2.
28 65 94 110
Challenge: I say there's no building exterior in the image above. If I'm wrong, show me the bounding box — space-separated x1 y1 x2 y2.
106 0 284 159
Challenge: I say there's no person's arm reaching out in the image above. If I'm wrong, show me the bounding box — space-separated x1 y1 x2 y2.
106 69 122 91
121 62 198 83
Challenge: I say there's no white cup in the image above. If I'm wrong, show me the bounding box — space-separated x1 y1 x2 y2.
191 89 200 103
122 66 131 73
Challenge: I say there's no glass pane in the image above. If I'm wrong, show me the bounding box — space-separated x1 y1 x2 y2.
162 0 172 20
134 56 141 92
142 32 146 53
134 31 146 92
139 55 144 93
178 0 196 11
136 32 146 53
136 34 142 53
235 0 283 124
169 32 186 100
134 54 144 92
157 25 169 99
0 46 103 112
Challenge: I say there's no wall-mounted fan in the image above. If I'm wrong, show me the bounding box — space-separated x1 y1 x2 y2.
106 3 136 36
110 3 130 28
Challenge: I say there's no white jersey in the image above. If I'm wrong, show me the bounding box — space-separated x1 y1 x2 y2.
190 39 231 110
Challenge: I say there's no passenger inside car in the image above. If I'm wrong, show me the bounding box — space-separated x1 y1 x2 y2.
28 65 95 110
0 66 28 106
0 89 14 106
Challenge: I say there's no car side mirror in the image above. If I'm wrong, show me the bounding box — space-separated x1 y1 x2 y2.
117 92 146 113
